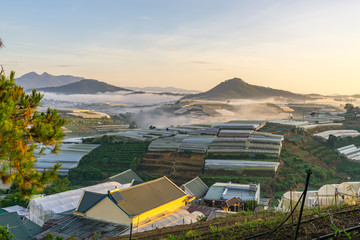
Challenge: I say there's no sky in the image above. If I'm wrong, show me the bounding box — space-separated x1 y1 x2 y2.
1 0 360 95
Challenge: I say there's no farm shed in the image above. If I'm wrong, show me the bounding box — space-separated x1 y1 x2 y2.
29 181 127 226
0 212 41 240
204 160 280 173
204 183 260 206
108 169 144 185
181 176 209 199
74 177 194 229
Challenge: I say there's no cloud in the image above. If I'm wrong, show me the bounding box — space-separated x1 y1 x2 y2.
41 91 181 105
55 64 75 68
210 67 232 71
189 60 213 64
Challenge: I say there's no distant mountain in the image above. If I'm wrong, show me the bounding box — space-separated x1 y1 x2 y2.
127 86 200 94
16 72 84 89
182 78 305 100
37 79 132 94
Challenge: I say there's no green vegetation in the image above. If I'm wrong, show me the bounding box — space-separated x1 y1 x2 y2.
272 150 334 192
0 226 14 240
326 135 360 149
0 70 65 197
43 177 72 195
68 139 150 185
63 115 127 137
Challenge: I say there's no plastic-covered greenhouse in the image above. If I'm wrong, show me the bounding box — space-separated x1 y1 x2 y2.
314 130 360 140
277 182 360 211
205 160 280 172
29 181 129 226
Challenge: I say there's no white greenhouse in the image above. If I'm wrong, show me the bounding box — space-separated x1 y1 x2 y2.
205 160 280 172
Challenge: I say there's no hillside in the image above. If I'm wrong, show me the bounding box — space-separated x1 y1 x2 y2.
16 72 84 90
183 78 306 100
37 79 132 94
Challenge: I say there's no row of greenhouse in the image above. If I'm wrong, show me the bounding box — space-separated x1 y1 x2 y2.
277 182 360 211
337 144 360 161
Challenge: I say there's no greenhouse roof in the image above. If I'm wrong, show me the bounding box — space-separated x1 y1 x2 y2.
181 177 209 198
108 169 144 185
204 183 259 201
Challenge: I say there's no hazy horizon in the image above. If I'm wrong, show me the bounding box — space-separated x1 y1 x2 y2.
1 0 360 95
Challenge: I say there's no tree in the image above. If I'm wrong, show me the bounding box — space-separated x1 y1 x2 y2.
43 177 72 195
344 103 354 114
0 71 66 197
0 225 14 240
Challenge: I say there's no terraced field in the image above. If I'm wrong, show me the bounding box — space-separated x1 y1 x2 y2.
138 152 205 185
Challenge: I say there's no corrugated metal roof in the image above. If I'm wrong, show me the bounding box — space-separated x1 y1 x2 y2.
204 185 225 201
118 177 187 217
0 212 39 240
108 169 143 185
182 177 209 198
35 214 129 239
76 191 106 213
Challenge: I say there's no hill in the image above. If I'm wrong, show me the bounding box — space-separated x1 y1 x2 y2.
183 78 305 100
16 72 84 90
37 79 132 94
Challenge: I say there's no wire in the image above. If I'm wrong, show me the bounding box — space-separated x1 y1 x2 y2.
264 192 304 240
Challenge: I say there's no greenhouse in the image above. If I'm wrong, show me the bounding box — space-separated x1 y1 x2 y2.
314 129 360 140
217 130 254 138
212 123 263 130
277 191 318 211
204 160 280 172
148 135 188 152
336 145 360 161
117 129 175 141
337 182 360 205
29 181 128 226
35 143 99 174
178 136 214 153
277 182 360 211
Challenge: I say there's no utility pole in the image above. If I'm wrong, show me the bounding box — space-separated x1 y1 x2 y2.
294 169 312 240
290 187 293 224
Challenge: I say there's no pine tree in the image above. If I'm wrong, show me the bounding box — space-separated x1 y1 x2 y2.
0 70 65 197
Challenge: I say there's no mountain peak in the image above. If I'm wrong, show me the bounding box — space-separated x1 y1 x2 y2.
21 71 39 79
37 79 132 94
182 78 304 100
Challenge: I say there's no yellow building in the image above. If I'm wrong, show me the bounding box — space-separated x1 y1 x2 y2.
73 176 194 228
